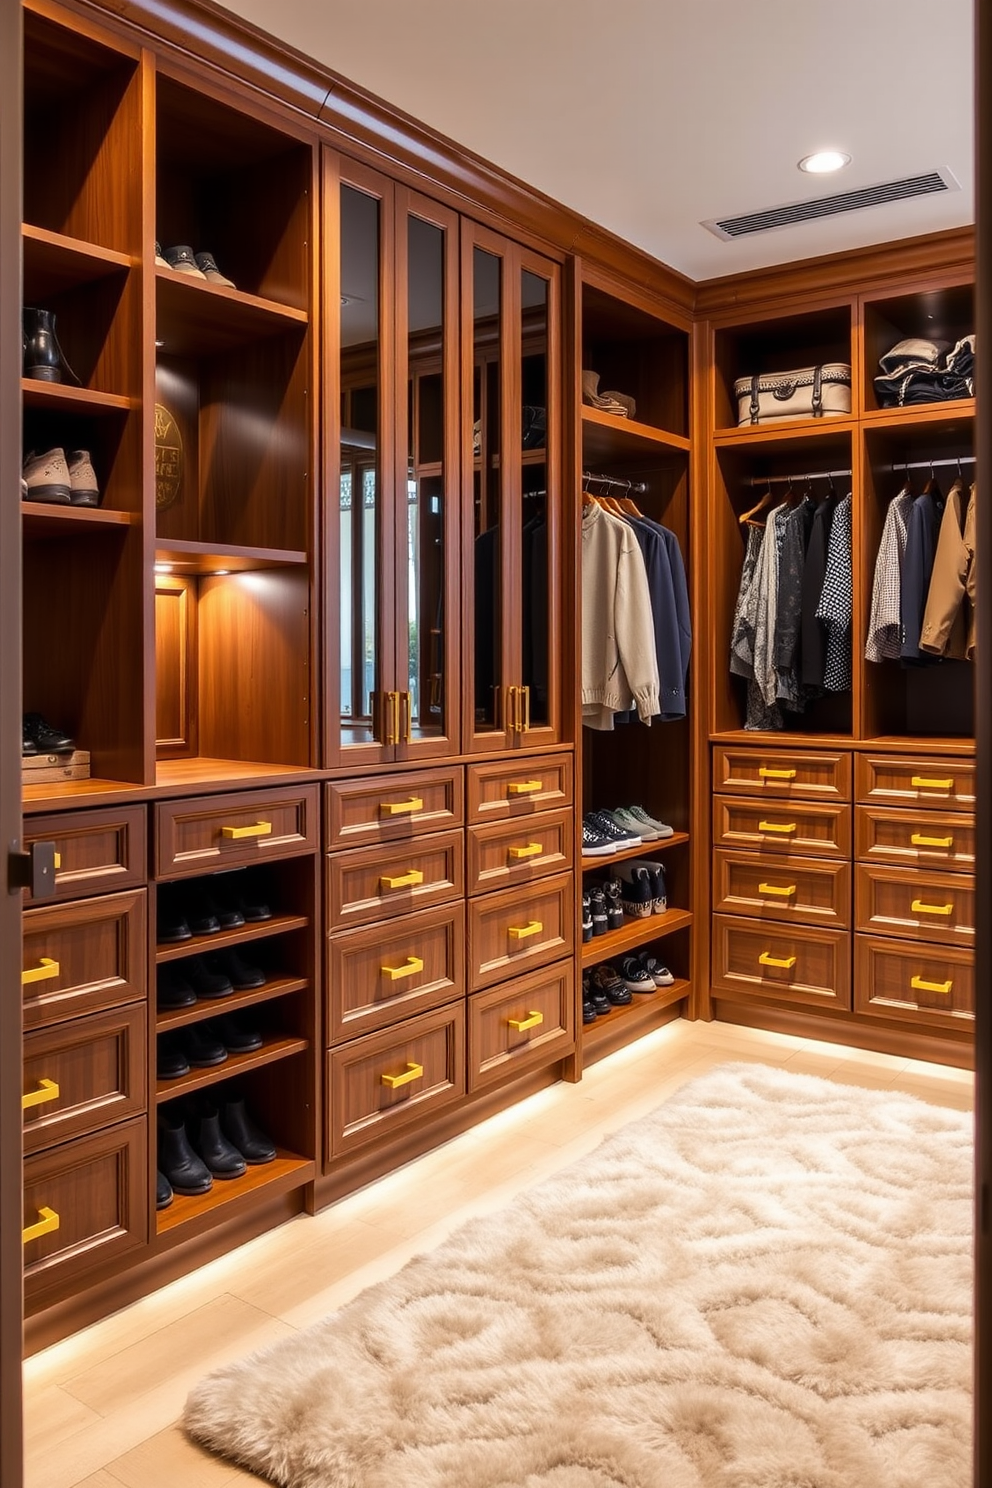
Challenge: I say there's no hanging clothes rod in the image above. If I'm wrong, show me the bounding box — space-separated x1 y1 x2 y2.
747 468 851 487
582 471 649 494
895 455 976 472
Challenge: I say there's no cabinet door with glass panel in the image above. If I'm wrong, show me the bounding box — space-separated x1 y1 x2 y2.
325 155 461 767
461 222 562 754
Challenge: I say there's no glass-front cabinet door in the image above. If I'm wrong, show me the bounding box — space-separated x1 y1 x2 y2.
461 222 561 752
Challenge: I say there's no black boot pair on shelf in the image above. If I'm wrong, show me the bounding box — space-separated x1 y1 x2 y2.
22 306 79 385
156 948 267 1011
158 873 272 944
157 1093 276 1206
157 1010 263 1079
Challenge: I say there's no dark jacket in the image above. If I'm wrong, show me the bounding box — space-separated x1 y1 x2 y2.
626 516 691 722
901 489 944 663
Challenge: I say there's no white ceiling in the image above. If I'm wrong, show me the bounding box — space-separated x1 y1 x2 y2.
221 0 975 283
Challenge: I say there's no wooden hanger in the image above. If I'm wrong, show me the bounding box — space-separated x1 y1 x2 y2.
739 483 775 527
617 495 644 518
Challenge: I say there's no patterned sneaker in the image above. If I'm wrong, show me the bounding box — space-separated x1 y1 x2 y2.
590 963 632 1006
581 891 593 942
22 447 71 504
582 818 617 857
602 878 624 930
641 956 675 987
620 866 653 919
589 888 609 938
163 244 207 278
586 810 640 850
626 804 675 839
67 450 100 507
620 955 655 993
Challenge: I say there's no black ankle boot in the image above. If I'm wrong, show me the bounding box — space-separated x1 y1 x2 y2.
158 1114 212 1196
22 307 80 385
191 1101 247 1179
221 1097 276 1164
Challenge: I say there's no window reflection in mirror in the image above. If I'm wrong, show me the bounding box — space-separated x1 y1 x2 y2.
473 247 502 732
521 269 549 729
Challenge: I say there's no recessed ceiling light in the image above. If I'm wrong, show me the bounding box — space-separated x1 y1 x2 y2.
798 150 851 175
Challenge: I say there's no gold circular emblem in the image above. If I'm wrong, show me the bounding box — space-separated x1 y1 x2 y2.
154 404 183 511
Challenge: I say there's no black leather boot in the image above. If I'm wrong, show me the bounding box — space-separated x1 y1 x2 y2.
158 1114 212 1195
22 307 80 385
221 1097 276 1164
156 1169 174 1210
191 1101 247 1179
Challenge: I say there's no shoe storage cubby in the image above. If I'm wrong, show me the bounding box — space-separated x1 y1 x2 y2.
862 278 974 416
711 304 853 434
581 280 689 448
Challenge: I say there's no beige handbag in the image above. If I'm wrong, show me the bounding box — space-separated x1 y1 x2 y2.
734 363 851 425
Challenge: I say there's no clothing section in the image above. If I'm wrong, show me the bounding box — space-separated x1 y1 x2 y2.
873 334 975 408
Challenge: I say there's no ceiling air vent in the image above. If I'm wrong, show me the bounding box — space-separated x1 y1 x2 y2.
703 168 959 241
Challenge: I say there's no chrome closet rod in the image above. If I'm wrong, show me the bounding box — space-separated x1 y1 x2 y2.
582 471 649 494
746 468 851 486
896 455 976 471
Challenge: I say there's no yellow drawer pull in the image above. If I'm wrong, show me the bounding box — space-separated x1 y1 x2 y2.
380 955 424 982
911 899 954 916
22 1207 60 1245
758 821 796 834
380 869 425 890
758 951 797 970
21 957 59 986
911 975 953 995
381 797 423 817
758 882 797 898
508 842 543 860
22 1078 60 1111
758 766 797 780
380 1061 423 1090
53 852 62 869
507 780 541 796
911 776 954 790
507 1010 544 1032
508 920 543 940
221 820 272 840
911 833 954 848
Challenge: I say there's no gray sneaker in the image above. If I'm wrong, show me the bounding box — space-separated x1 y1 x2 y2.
610 805 662 841
626 804 675 839
67 449 100 507
22 447 71 504
163 244 207 279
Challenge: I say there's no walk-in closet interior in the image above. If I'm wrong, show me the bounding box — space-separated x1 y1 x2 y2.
1 0 984 1479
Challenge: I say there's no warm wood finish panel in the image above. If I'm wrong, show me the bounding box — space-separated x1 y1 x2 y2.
712 795 851 858
467 871 573 991
854 863 974 946
327 1002 465 1158
855 754 976 811
22 1003 146 1154
467 808 573 895
712 849 850 928
154 576 196 757
466 754 573 822
154 784 319 875
326 829 464 931
21 804 146 903
855 806 975 872
325 768 464 850
468 963 574 1092
712 915 851 1010
22 889 146 1030
712 746 852 801
855 935 974 1028
23 1117 147 1306
327 903 465 1042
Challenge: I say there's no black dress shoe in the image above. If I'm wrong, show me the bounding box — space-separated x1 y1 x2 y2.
23 712 75 755
221 1097 276 1164
177 1022 228 1067
208 1012 264 1053
181 888 221 936
183 954 233 999
189 884 244 931
189 1100 247 1179
156 1169 174 1209
209 948 266 991
158 1115 212 1196
21 720 38 757
156 963 197 1009
228 871 272 922
157 1031 191 1080
157 890 191 943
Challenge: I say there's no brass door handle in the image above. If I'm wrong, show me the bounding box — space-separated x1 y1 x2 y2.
508 842 543 860
507 1010 543 1032
380 869 424 890
380 1061 423 1090
758 882 796 897
911 775 954 790
221 821 272 840
380 956 424 982
22 1207 59 1245
911 833 954 848
911 975 953 995
384 691 401 746
758 951 797 969
399 690 412 744
22 1078 60 1111
758 766 797 780
22 957 59 986
507 780 541 797
911 900 954 916
520 685 531 732
508 920 543 940
758 821 796 834
380 797 424 817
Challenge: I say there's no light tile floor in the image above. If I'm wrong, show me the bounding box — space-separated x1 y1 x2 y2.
23 1019 975 1488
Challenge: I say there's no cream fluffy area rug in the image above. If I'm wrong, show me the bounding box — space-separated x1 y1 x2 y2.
184 1063 973 1487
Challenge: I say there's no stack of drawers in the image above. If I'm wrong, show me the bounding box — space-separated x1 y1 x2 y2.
21 807 148 1309
711 747 852 1011
854 755 975 1031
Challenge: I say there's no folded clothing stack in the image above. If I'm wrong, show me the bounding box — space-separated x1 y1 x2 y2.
874 334 975 408
582 370 636 420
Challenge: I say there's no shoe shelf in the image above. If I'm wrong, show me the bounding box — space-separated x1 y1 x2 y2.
156 913 310 964
156 1150 316 1239
154 539 308 574
581 907 693 965
22 225 132 296
581 830 689 870
156 973 310 1033
22 505 136 539
21 380 132 415
580 406 690 463
582 978 690 1049
155 269 309 357
154 1033 308 1104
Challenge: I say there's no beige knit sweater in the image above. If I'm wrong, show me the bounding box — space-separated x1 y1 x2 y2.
581 502 660 729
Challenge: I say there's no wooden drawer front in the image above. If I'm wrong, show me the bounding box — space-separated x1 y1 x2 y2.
467 809 573 896
713 796 851 859
855 935 974 1028
468 964 574 1093
468 872 573 992
328 903 465 1043
328 1003 465 1157
23 806 146 904
155 784 319 877
23 1004 146 1155
22 890 147 1031
712 915 851 1010
713 746 851 801
327 829 464 931
23 1117 148 1305
466 754 573 823
712 849 850 929
854 806 975 872
855 755 975 811
854 864 974 947
326 768 464 850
